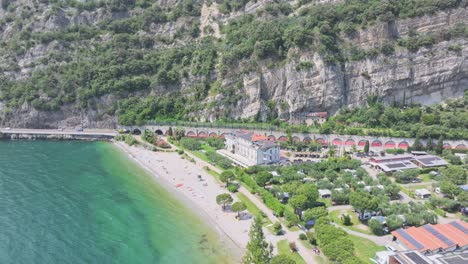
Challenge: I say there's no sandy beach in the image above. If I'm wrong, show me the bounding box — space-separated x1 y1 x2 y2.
113 141 252 260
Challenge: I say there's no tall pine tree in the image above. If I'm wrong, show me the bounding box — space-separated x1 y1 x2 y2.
243 217 273 264
435 135 444 154
412 135 422 151
364 140 370 154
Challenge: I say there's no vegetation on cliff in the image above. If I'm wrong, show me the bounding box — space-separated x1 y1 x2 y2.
0 0 467 128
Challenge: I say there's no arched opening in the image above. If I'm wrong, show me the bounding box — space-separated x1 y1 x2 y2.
371 140 382 147
209 132 217 138
443 143 451 149
292 136 300 142
268 135 276 141
198 131 207 138
219 133 226 139
278 136 288 142
186 131 196 138
385 141 396 148
358 140 367 147
303 137 312 143
398 141 409 149
155 129 163 136
316 138 327 145
332 138 343 146
455 144 467 150
132 128 141 135
345 139 355 146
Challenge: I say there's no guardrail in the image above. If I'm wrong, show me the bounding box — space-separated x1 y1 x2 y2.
145 120 282 131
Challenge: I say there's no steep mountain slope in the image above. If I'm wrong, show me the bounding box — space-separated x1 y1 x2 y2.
0 0 467 128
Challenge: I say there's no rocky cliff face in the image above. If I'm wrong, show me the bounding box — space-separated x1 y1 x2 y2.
0 1 467 128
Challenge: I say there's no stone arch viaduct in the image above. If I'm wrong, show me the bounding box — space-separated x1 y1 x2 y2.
121 125 467 151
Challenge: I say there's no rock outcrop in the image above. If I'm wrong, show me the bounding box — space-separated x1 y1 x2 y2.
0 1 466 128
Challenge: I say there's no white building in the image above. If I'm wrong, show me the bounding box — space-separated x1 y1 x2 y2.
224 131 280 165
415 189 431 199
318 189 332 198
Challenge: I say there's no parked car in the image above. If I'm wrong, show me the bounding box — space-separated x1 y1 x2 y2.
411 178 422 183
385 245 397 252
75 127 83 132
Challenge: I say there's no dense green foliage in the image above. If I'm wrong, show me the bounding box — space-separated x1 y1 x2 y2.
1 0 467 126
325 93 468 139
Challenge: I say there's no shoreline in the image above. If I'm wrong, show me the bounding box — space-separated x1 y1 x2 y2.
112 141 251 262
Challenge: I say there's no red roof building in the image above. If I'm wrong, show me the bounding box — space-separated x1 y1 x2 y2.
391 221 468 254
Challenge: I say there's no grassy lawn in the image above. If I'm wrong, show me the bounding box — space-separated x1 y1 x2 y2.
350 234 385 264
277 240 306 264
329 210 372 235
419 173 433 182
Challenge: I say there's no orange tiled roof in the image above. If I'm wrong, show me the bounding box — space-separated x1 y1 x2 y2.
392 221 468 253
251 134 269 142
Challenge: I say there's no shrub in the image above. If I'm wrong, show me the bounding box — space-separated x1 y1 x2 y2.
180 137 201 150
227 184 239 193
273 222 282 235
306 231 316 245
341 214 352 226
284 210 299 227
368 218 384 236
299 233 307 240
177 149 184 155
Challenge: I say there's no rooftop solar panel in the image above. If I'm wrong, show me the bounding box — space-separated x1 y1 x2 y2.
423 225 455 247
405 252 431 264
396 229 424 250
386 163 406 168
450 222 468 234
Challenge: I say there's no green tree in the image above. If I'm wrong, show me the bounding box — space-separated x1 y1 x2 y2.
341 214 352 226
255 171 273 187
231 201 246 219
440 181 461 198
296 183 319 207
364 140 370 154
289 194 308 217
273 222 282 235
368 218 384 235
302 207 328 222
435 135 444 154
173 127 186 140
243 217 273 264
216 193 233 210
412 135 422 151
349 192 379 212
270 254 295 264
220 170 235 186
440 165 467 185
167 127 173 137
385 215 403 231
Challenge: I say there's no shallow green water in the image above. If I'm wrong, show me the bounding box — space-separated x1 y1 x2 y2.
0 140 235 264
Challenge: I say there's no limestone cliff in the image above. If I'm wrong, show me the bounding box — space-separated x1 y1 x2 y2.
0 0 466 128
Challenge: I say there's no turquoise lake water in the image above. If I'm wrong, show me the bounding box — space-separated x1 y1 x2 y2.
0 140 235 264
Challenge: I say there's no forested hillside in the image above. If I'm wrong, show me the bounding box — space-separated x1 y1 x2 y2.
0 0 467 129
